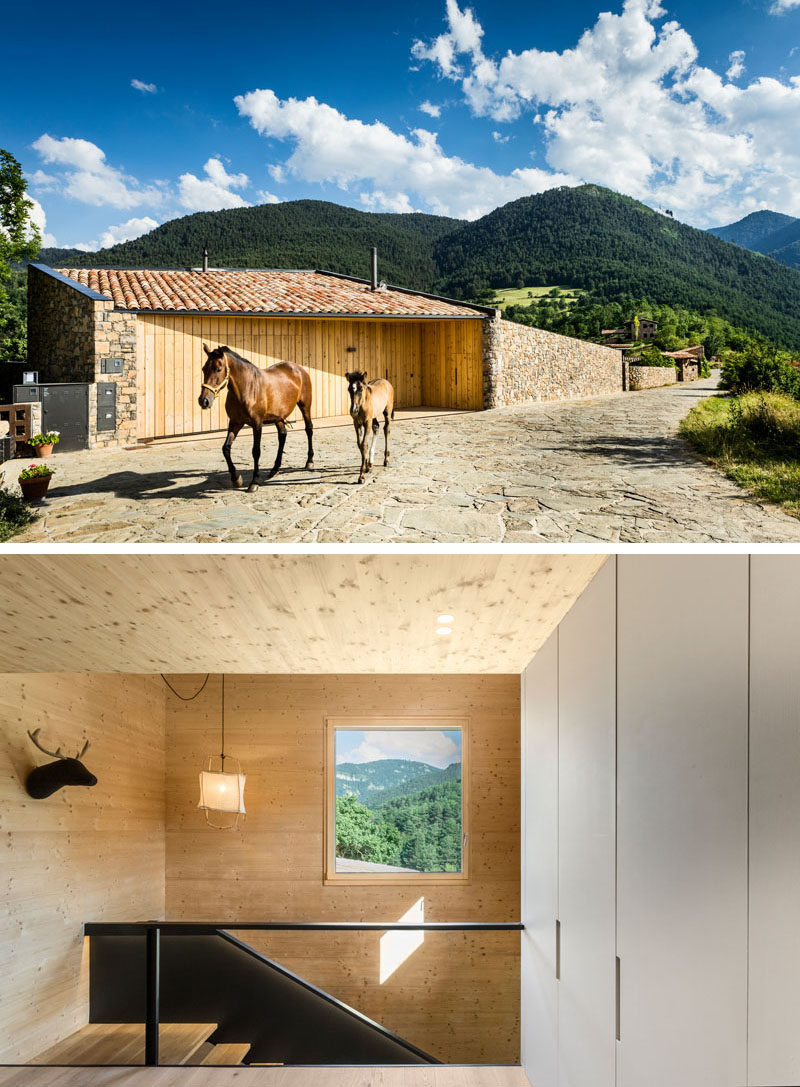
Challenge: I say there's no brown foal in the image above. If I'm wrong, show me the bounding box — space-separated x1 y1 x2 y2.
199 344 314 492
345 371 395 484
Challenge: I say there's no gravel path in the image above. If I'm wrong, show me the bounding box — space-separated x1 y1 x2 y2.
3 377 798 543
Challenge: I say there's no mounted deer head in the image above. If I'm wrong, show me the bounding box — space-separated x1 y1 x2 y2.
26 729 97 799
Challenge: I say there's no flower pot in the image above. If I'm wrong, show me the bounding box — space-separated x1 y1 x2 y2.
19 475 52 501
34 444 53 458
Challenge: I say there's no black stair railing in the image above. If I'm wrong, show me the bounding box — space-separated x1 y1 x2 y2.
84 920 524 1067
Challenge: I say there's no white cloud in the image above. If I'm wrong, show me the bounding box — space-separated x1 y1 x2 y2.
99 216 159 248
411 0 484 78
27 197 56 247
492 130 510 143
131 78 157 94
419 100 442 117
257 190 281 204
410 0 800 224
234 87 575 219
726 50 746 80
772 0 800 12
32 134 162 209
178 157 250 211
28 169 58 191
340 730 461 769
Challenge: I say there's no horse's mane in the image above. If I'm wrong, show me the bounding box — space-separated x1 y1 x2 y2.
221 346 260 374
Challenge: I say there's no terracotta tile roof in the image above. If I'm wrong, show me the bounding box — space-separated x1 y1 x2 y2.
54 267 485 318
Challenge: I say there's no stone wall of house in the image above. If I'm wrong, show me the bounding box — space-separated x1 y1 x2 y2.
27 266 138 448
676 361 699 382
482 313 623 408
629 364 677 390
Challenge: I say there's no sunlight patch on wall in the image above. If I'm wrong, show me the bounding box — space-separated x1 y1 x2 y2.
380 897 424 984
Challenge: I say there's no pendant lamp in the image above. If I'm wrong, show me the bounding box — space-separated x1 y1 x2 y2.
198 675 246 829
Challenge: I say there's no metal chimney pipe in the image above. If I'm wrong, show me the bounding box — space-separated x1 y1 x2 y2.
202 246 209 273
370 247 378 291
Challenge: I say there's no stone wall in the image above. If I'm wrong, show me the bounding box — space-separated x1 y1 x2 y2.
482 313 623 408
27 265 138 448
629 364 677 390
676 361 699 382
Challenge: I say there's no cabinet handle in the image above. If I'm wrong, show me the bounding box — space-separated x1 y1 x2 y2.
556 920 561 980
616 956 621 1041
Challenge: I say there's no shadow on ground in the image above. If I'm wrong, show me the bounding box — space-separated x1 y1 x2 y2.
556 432 699 469
47 464 361 502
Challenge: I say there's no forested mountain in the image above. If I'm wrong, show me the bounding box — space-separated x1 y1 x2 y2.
434 186 800 347
709 210 800 272
32 184 800 349
37 201 458 291
708 211 797 249
335 758 459 808
335 759 463 872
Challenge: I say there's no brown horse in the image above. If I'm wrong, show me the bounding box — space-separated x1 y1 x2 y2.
345 371 395 484
199 344 314 492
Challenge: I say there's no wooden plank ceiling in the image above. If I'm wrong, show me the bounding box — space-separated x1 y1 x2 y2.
0 553 605 674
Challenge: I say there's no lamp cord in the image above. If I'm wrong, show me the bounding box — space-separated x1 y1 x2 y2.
160 673 210 701
221 675 225 765
160 673 226 769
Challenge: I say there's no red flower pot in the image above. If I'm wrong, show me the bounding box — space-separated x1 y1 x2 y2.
19 475 52 501
34 444 53 458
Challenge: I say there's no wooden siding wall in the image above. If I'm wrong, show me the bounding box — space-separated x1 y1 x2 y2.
421 319 484 411
136 316 484 439
0 675 166 1064
164 674 520 1064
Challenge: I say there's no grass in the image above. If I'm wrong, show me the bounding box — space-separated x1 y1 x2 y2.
489 285 584 308
679 391 800 518
0 484 35 542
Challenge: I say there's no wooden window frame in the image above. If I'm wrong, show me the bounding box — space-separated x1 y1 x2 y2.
324 715 471 886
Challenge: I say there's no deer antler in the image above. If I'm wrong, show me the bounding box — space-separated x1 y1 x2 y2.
76 738 90 760
27 728 64 760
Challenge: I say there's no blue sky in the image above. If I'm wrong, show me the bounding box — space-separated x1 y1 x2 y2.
335 729 462 768
4 0 800 249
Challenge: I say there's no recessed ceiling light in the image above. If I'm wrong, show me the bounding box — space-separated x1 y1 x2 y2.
437 614 454 624
436 626 452 636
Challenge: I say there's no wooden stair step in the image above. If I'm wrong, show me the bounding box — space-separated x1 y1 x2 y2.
200 1043 252 1065
30 1023 218 1066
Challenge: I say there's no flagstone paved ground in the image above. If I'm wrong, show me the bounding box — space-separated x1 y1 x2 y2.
3 376 798 544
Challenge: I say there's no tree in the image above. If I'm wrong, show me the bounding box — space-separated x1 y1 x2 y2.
335 794 401 865
0 150 41 360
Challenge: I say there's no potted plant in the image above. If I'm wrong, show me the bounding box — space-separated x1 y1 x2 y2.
27 431 60 458
18 462 56 501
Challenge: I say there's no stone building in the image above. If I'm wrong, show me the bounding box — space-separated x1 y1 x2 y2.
28 264 623 447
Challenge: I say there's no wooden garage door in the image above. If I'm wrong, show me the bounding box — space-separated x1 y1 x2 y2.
137 315 480 440
421 319 485 411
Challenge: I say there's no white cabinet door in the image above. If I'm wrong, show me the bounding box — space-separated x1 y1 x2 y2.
616 556 748 1087
558 559 617 1087
521 631 559 1087
749 557 800 1086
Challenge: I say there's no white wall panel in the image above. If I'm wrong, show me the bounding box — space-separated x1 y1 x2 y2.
521 632 559 1087
616 556 748 1087
749 556 800 1086
558 559 617 1087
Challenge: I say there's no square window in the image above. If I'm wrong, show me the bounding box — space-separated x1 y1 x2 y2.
324 717 470 884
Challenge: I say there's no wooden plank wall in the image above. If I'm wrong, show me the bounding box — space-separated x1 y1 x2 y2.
421 320 484 411
136 316 484 439
164 674 520 1065
0 674 166 1064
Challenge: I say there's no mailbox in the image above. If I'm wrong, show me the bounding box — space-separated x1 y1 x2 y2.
100 358 124 375
97 382 116 432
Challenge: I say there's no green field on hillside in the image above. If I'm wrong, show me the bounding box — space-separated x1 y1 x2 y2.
490 285 585 308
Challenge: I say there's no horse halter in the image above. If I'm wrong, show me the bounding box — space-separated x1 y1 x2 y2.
201 357 230 400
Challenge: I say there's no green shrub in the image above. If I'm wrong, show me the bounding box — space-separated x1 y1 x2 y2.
0 485 35 541
638 344 672 367
720 341 800 399
680 392 800 517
